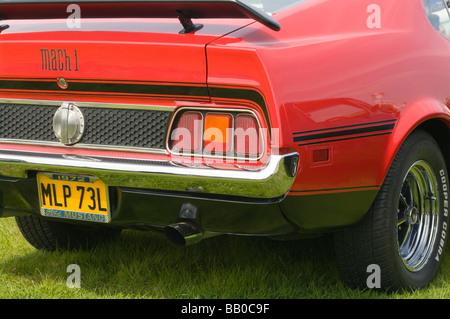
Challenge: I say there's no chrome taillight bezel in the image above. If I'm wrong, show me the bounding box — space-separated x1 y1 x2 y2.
166 107 266 161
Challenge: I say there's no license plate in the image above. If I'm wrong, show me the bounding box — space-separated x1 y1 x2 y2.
37 173 111 223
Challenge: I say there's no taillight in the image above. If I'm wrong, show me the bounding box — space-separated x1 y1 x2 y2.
203 113 233 154
171 111 202 153
234 114 262 157
169 109 264 159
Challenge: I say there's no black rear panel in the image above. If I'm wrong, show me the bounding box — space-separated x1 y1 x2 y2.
0 103 171 149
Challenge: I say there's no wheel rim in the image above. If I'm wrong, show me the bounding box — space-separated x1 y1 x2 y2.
397 160 440 272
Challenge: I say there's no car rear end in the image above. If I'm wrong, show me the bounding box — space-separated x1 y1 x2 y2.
0 0 299 247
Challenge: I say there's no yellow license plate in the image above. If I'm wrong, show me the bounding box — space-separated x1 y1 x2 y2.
37 173 111 223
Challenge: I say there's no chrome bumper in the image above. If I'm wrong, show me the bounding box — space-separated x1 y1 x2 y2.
0 150 298 199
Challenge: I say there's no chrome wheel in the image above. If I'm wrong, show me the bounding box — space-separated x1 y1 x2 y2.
335 130 448 290
397 160 440 272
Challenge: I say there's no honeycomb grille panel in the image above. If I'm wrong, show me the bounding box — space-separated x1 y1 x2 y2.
0 103 172 149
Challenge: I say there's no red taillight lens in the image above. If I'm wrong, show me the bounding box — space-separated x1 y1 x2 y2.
171 111 202 153
234 114 261 157
203 113 233 154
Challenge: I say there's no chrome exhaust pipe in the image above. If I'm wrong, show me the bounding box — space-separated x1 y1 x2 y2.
164 221 204 247
165 203 204 247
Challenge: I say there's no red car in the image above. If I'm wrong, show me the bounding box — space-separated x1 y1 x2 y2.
0 0 449 291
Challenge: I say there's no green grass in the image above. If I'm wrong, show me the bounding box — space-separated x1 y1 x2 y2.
2 216 450 299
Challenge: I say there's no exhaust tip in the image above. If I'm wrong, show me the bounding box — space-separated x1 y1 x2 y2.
164 221 204 247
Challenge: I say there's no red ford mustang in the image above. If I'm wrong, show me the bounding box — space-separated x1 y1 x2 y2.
0 0 449 291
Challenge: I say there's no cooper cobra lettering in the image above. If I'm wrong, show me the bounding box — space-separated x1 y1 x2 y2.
436 169 448 262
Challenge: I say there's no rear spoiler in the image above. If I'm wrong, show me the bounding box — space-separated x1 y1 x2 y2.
0 0 281 31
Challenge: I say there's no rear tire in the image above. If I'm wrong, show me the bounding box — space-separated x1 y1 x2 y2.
15 214 121 251
334 130 449 291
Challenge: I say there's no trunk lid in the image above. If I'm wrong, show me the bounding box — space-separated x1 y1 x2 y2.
0 19 245 84
0 1 279 95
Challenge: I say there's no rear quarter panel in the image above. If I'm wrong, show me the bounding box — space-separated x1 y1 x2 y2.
207 0 450 231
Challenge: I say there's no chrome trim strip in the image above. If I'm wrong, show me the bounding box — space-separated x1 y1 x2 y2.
0 98 176 111
0 139 169 154
0 150 297 198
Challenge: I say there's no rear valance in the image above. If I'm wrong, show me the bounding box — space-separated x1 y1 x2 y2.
0 0 281 31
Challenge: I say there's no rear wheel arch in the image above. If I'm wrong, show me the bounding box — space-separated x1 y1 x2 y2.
415 119 450 174
334 128 450 290
379 97 450 188
384 118 450 186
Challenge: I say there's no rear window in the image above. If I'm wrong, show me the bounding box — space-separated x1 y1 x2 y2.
241 0 308 14
423 0 450 37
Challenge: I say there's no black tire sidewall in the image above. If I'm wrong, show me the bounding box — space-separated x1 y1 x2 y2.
16 214 121 251
384 131 449 289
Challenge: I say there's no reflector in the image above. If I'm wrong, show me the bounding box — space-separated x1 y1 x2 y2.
313 148 329 163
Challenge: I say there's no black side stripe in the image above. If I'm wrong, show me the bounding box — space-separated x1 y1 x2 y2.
0 79 211 100
293 119 397 145
292 119 397 136
293 123 395 142
0 78 273 139
296 132 392 146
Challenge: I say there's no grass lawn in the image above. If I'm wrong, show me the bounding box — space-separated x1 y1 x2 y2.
2 216 450 299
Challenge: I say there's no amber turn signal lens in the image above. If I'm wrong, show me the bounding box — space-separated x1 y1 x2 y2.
203 113 232 154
